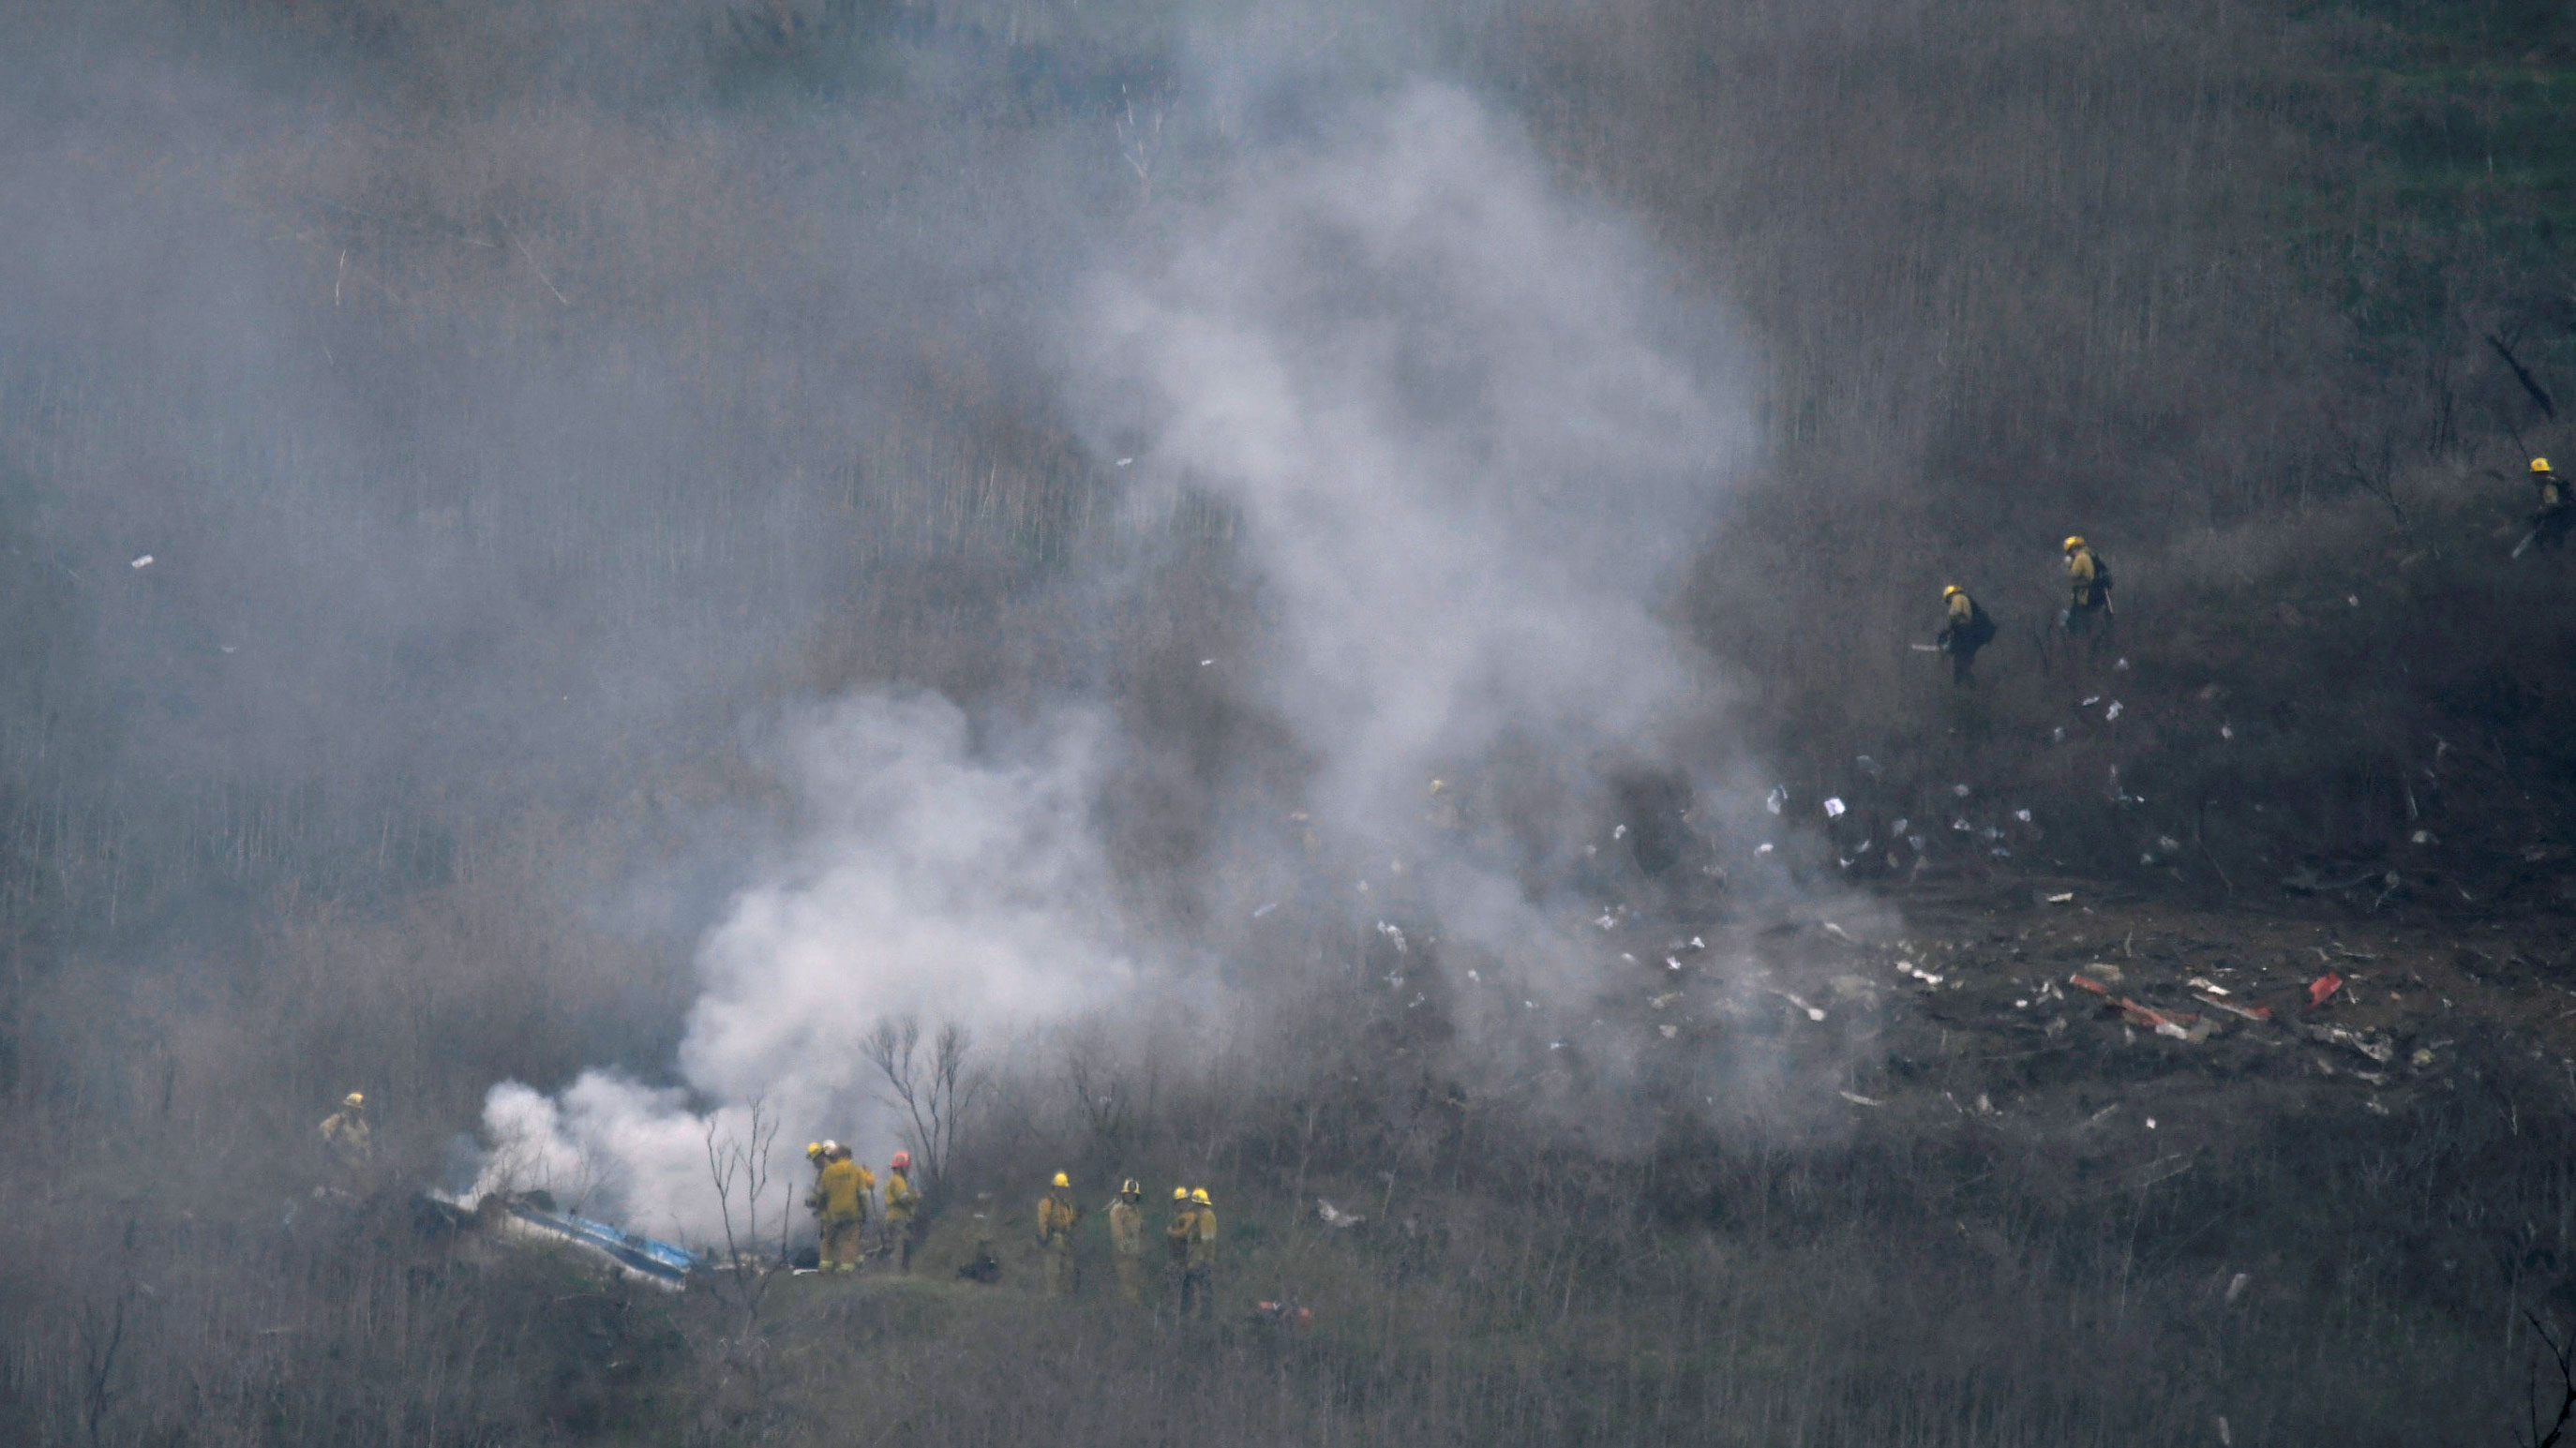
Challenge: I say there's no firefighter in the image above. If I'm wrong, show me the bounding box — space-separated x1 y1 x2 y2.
1181 1187 1218 1321
1164 1186 1194 1299
801 1140 832 1256
1936 585 1996 686
883 1150 919 1273
2530 458 2571 551
816 1144 865 1273
1106 1179 1146 1306
2061 537 2112 637
318 1092 371 1170
1037 1172 1080 1298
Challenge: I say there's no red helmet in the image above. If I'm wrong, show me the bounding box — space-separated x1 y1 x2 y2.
891 1151 911 1171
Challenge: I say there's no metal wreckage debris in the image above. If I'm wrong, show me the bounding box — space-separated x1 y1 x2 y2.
422 1190 706 1291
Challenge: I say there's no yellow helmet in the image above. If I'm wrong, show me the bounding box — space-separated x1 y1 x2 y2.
1941 585 1961 600
805 1142 825 1161
1191 1187 1211 1205
1173 1186 1190 1202
2062 536 2085 552
1052 1171 1071 1188
1120 1178 1141 1197
342 1092 365 1109
2536 457 2555 474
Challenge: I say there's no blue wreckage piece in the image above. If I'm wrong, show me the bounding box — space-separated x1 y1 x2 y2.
500 1199 705 1289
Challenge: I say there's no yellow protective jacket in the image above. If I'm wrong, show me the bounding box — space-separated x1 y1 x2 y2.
319 1110 371 1161
1037 1191 1078 1246
1164 1207 1196 1262
1946 591 1974 629
1107 1200 1143 1257
2065 547 2100 606
883 1169 917 1223
1186 1206 1218 1270
817 1159 865 1224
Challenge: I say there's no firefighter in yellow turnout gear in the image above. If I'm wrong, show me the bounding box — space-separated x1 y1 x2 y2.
1164 1187 1194 1300
1180 1187 1218 1320
1936 585 1995 686
2530 458 2572 553
815 1144 867 1273
882 1150 918 1273
1106 1180 1146 1306
318 1092 371 1170
1037 1172 1081 1297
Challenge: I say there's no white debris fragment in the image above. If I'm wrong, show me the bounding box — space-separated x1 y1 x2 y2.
1953 818 1972 832
1658 1023 1678 1038
2105 701 2124 721
1891 818 1908 835
2081 695 2101 707
1837 1091 1884 1107
1821 922 1855 943
1778 991 1827 1022
1199 658 1213 666
1756 843 1775 856
1594 912 1616 931
1823 797 1846 818
2410 829 2433 844
2044 891 2074 903
1612 823 1627 839
1251 902 1279 918
2221 724 2235 739
1116 456 1134 467
1466 969 1480 981
1665 957 1683 971
2159 836 2181 853
2115 657 2130 670
2014 809 2033 823
2052 726 2066 743
1766 785 1786 814
1953 783 1971 798
130 555 154 569
2187 977 2228 996
2224 1273 2250 1304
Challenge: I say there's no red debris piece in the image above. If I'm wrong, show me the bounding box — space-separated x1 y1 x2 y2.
2069 973 2110 996
2308 972 2344 1009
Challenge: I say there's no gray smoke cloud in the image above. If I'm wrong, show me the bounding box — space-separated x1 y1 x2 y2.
476 51 1860 1236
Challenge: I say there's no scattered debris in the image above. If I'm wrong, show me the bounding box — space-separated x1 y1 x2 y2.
1317 1200 1365 1231
1953 784 1971 798
2195 993 2273 1024
1821 921 1856 944
2308 973 2344 1009
1251 902 1279 919
2186 977 2228 996
1837 1091 1884 1107
1776 991 1827 1023
2308 1024 2395 1065
1766 786 1786 814
130 554 154 569
2225 1272 2250 1304
2081 963 2124 985
2044 891 2075 903
2106 701 2125 721
1658 1023 1678 1038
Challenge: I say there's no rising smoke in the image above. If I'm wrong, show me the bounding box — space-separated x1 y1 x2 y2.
475 35 1842 1239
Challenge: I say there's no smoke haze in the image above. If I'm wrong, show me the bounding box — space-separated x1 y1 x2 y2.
472 49 1792 1232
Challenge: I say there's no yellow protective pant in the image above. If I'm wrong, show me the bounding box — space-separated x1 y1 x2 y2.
1113 1253 1145 1306
1042 1239 1076 1297
822 1217 864 1272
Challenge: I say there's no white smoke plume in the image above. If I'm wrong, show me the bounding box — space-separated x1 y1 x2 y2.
475 692 1131 1242
478 73 1808 1237
1082 79 1752 990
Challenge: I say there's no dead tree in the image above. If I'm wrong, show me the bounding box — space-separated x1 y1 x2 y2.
862 1015 981 1192
701 1099 782 1335
2524 1313 2575 1448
